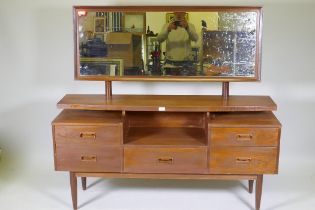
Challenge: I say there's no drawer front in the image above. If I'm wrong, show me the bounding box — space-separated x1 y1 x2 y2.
55 125 122 145
209 147 278 174
210 127 279 147
55 144 122 172
124 147 208 174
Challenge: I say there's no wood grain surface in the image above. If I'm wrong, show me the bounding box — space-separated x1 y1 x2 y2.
124 147 208 174
209 147 278 174
57 94 277 112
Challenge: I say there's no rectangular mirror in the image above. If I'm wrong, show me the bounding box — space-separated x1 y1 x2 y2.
74 6 262 81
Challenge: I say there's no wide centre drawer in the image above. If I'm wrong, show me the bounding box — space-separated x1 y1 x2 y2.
55 144 122 172
124 147 208 174
209 147 278 174
210 127 280 147
54 125 122 145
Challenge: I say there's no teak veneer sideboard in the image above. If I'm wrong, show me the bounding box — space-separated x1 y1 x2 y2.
52 94 281 210
53 5 280 210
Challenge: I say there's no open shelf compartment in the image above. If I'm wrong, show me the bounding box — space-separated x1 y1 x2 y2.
124 111 208 146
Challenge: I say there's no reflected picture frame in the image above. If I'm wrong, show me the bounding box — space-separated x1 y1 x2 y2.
123 12 146 34
80 58 124 77
94 17 106 33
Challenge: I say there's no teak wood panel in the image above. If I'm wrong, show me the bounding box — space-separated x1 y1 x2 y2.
76 172 257 180
210 127 280 147
52 109 123 125
55 144 122 172
209 112 281 128
55 125 122 145
126 111 206 128
57 94 277 112
209 147 278 174
124 147 208 174
74 6 262 12
125 127 207 146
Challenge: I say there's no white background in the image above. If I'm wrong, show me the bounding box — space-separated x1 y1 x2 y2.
0 0 315 210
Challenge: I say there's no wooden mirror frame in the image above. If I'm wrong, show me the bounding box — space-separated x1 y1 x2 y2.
73 6 262 82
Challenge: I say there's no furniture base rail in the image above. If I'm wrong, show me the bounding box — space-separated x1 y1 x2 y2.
70 172 263 210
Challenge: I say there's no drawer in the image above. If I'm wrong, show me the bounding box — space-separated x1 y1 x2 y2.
55 144 122 172
124 147 208 174
54 125 122 145
210 127 279 147
209 147 278 174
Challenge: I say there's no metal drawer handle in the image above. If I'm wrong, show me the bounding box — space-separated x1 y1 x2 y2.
80 132 96 139
158 157 173 164
236 157 252 164
236 134 253 141
81 155 97 162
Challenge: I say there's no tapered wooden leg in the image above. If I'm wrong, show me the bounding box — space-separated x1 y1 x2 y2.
81 177 87 190
255 175 263 210
249 180 254 193
70 172 77 210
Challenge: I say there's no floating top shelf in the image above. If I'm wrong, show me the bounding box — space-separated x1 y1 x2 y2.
57 94 277 112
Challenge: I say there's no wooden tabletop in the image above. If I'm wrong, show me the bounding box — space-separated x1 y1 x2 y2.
57 94 277 112
209 112 281 127
52 109 123 125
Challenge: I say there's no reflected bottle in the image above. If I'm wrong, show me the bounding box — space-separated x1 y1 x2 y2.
151 45 161 75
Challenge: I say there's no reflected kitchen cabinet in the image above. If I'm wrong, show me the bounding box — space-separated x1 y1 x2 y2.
106 32 143 75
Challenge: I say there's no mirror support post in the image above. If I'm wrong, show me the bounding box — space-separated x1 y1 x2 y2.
222 82 229 99
105 81 112 100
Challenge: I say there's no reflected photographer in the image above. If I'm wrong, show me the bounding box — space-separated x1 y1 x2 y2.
157 12 198 75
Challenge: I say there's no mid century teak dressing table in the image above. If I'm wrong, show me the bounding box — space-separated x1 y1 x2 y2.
52 6 281 210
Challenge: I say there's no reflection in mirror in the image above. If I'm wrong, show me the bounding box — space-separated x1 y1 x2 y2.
76 9 259 78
